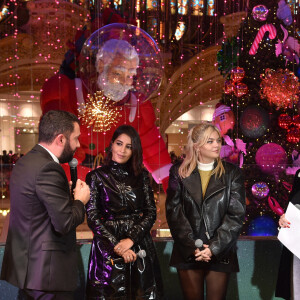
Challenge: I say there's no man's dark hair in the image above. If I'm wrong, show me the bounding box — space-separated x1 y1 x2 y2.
105 125 143 176
38 110 80 144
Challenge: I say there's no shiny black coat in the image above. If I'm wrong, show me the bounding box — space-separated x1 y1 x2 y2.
166 161 246 267
85 161 164 299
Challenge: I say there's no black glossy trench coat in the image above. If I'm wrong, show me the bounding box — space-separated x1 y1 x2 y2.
85 161 164 299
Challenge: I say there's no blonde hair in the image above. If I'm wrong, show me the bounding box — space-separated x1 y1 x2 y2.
179 122 225 178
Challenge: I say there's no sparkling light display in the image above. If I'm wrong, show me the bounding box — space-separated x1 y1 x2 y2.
0 0 297 238
260 68 300 110
78 91 122 133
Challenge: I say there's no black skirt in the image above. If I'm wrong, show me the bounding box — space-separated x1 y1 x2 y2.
173 249 239 273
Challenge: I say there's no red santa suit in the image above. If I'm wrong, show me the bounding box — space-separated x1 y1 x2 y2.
40 74 171 190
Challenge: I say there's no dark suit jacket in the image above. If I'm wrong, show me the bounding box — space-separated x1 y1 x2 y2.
0 144 85 292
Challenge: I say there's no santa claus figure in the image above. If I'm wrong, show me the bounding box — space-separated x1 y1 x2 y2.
40 24 172 191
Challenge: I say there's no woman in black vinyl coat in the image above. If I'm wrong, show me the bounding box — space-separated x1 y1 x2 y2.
85 125 164 299
166 122 246 300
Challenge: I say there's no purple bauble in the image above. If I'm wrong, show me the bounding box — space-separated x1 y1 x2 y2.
251 182 269 199
252 5 269 21
255 143 287 175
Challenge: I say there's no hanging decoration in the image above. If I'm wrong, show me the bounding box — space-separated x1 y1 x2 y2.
223 67 248 98
220 135 247 167
278 113 292 129
286 127 300 143
277 0 293 26
212 103 235 136
293 115 300 128
251 182 269 199
276 25 300 64
239 106 269 138
224 80 234 94
252 5 269 22
283 181 293 191
268 196 284 216
231 66 245 82
286 150 300 175
260 68 300 110
78 91 122 132
249 24 277 55
278 114 300 143
255 143 287 175
234 82 248 97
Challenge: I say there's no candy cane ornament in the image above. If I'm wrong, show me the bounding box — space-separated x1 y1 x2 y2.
249 24 277 55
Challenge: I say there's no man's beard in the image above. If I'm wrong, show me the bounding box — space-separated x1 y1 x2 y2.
97 71 133 102
58 139 75 164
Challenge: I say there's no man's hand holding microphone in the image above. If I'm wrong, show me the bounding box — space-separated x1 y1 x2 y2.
69 158 90 205
73 179 90 205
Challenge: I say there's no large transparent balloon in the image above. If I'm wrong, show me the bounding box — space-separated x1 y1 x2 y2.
80 23 163 103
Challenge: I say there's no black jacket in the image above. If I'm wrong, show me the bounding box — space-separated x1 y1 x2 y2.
0 145 85 291
166 161 246 265
85 161 164 299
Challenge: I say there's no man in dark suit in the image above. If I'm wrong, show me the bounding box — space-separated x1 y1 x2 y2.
0 110 90 300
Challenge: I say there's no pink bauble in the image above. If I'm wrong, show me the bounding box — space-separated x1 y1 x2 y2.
252 5 269 21
255 143 287 174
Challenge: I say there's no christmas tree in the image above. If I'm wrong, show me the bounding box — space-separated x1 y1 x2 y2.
217 0 300 235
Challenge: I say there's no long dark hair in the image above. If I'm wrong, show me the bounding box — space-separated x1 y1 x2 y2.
104 125 143 176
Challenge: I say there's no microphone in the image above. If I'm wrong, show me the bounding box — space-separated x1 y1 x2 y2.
195 239 204 249
68 158 78 191
106 249 146 265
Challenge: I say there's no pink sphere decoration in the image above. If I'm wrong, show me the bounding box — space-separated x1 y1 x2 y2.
255 143 287 174
252 5 269 22
251 182 269 199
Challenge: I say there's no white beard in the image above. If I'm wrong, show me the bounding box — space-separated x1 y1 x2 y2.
97 71 133 102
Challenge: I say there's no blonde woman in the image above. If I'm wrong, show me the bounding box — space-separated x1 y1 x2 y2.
166 122 246 300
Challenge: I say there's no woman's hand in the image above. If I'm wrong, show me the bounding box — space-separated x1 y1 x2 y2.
121 249 137 263
114 238 134 256
194 244 212 262
279 214 290 228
